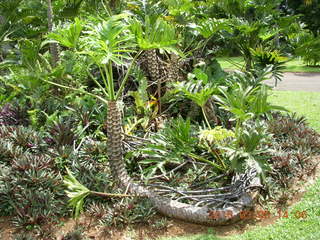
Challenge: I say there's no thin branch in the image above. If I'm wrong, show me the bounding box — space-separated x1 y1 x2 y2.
43 79 108 104
90 191 146 198
115 50 143 100
87 70 109 98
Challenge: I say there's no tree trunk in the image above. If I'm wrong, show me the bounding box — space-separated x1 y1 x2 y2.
145 49 161 113
47 0 59 67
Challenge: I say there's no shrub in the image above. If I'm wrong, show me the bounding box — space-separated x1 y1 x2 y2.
0 125 111 230
0 126 66 227
291 32 320 66
0 103 28 126
266 113 320 189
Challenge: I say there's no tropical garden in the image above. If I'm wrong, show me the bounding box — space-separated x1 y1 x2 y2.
0 0 320 239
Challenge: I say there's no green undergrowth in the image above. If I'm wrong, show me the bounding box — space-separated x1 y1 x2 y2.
160 90 320 240
217 57 320 73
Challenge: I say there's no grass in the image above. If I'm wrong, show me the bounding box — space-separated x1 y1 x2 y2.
160 91 320 240
285 59 320 73
217 57 245 70
269 91 320 132
226 177 320 240
217 57 320 73
160 159 320 240
160 177 320 240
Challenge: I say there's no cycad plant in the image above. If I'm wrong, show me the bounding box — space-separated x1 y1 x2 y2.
223 120 272 179
214 81 286 177
215 82 286 136
251 46 287 86
47 0 60 67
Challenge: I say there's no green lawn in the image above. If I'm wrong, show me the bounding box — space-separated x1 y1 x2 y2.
160 91 320 240
225 169 320 240
269 91 320 132
216 57 245 70
217 57 320 73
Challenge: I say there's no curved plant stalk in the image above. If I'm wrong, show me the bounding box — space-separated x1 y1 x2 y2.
43 79 109 105
187 152 224 172
115 50 142 100
201 107 212 129
61 75 259 226
61 100 259 225
52 15 259 225
104 100 259 225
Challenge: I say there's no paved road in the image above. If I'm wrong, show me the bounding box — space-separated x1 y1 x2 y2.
264 72 320 92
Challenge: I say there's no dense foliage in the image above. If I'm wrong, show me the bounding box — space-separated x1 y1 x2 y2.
0 0 319 239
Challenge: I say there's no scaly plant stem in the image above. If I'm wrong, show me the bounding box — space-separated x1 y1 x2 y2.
47 0 59 67
202 107 212 129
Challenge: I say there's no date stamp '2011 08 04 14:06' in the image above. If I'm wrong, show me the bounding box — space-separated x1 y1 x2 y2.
208 209 308 220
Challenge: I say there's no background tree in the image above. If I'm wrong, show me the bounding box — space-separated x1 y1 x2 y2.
47 0 60 67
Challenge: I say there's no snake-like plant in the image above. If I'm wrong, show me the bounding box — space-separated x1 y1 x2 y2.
48 14 259 225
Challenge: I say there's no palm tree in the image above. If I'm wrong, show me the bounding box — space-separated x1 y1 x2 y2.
83 15 140 185
90 14 180 186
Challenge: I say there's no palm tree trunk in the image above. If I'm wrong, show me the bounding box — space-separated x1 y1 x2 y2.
47 0 59 67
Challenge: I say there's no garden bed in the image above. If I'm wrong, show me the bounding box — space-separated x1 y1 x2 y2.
2 3 320 238
1 156 319 240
